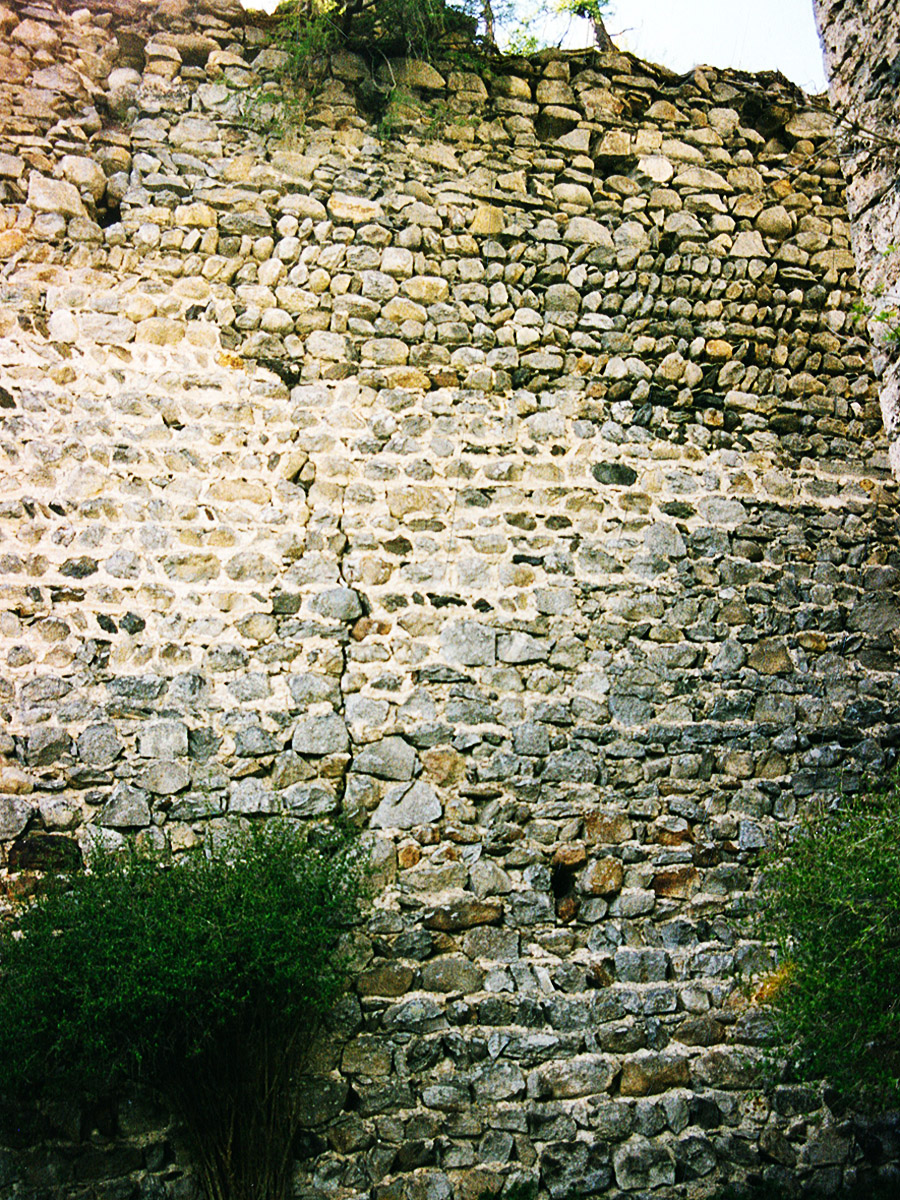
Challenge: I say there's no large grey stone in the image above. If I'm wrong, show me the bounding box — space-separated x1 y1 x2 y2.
228 777 278 813
497 632 548 662
371 780 441 828
292 713 349 755
469 859 515 897
353 736 418 780
345 695 391 737
615 948 669 983
281 783 338 815
287 674 341 706
441 620 496 666
98 784 152 829
564 217 614 247
138 720 188 759
309 587 363 621
513 723 550 756
530 1055 617 1099
462 926 520 962
233 724 280 757
542 750 597 782
76 720 122 768
619 1051 691 1096
471 1065 526 1102
419 956 485 993
541 1140 612 1199
613 1136 676 1189
136 761 190 795
26 726 71 766
0 796 33 840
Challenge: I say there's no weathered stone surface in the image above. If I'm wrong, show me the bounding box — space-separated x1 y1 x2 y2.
371 780 441 828
98 784 152 828
138 721 188 759
440 620 495 666
281 783 338 815
0 8 893 1194
540 1140 612 1199
328 193 384 222
136 761 190 795
0 765 33 795
470 205 504 235
691 1048 760 1089
583 856 624 896
747 639 792 674
563 217 614 246
26 727 71 766
76 723 123 768
228 777 278 814
0 796 33 840
292 714 350 756
27 173 88 218
620 1051 690 1096
497 632 547 662
613 1136 676 1189
530 1054 616 1098
420 955 484 993
310 588 363 620
424 896 503 931
353 737 418 780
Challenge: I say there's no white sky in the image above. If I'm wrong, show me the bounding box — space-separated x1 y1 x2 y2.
240 0 830 94
514 0 828 93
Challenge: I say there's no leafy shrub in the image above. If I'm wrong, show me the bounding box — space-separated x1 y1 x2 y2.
759 776 900 1109
0 820 368 1200
273 0 478 87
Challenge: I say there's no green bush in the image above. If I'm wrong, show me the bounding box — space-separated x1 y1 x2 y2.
0 820 368 1200
273 0 479 86
759 775 900 1109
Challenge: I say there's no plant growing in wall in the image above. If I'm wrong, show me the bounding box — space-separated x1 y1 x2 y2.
758 774 900 1109
0 820 368 1200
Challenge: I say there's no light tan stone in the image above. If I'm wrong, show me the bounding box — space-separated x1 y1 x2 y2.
0 230 26 259
27 172 88 219
0 766 34 795
328 193 384 223
470 205 505 235
564 217 614 247
135 318 184 345
59 155 106 202
730 230 766 257
176 202 217 228
402 276 450 303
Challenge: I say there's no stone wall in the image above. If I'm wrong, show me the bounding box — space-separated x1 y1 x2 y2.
2 1 900 1197
814 0 900 477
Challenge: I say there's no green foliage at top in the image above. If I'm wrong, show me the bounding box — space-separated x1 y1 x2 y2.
273 0 478 84
268 0 610 88
759 775 900 1110
0 821 368 1200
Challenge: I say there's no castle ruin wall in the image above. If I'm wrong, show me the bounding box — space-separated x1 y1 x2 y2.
1 2 900 1196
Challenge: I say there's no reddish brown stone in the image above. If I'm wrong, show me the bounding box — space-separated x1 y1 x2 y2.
620 1052 691 1096
585 810 633 844
652 866 700 898
552 842 587 868
397 843 421 869
357 962 416 997
673 1015 726 1046
583 856 624 897
424 897 503 931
